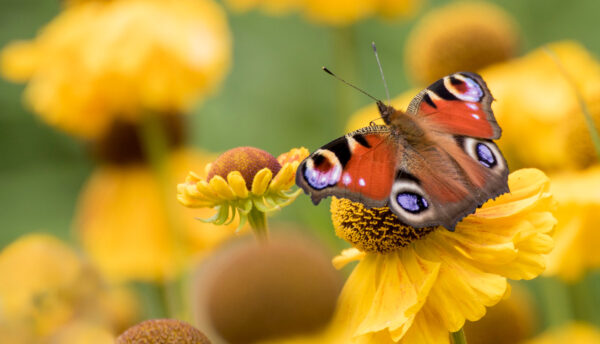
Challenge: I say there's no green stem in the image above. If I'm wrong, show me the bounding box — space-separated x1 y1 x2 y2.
568 278 600 325
450 328 468 344
247 207 269 243
535 277 573 328
544 46 600 160
332 25 359 129
138 113 187 320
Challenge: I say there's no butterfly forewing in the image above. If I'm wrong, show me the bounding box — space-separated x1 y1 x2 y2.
407 72 501 139
296 126 398 208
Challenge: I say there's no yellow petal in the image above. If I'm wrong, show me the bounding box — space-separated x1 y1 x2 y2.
416 238 507 332
204 163 213 177
196 180 220 201
251 168 273 196
471 168 551 220
332 248 365 269
269 163 295 192
227 171 248 198
208 175 236 201
398 306 450 344
356 249 440 337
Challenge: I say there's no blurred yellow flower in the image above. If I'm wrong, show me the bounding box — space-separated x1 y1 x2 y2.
225 0 422 26
0 234 139 341
193 232 343 343
324 169 554 343
226 0 301 15
481 41 600 171
523 322 600 344
405 1 519 86
1 0 231 139
177 147 308 240
544 166 600 282
116 319 211 344
75 148 237 282
463 284 537 344
48 321 115 344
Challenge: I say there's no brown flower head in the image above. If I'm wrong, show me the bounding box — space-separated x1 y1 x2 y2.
206 147 281 187
116 319 211 344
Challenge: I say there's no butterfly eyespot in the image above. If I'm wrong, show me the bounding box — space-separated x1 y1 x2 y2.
302 150 342 190
396 192 429 214
462 137 505 173
476 143 496 168
448 74 484 102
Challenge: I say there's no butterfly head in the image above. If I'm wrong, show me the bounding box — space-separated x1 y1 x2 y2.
376 101 399 125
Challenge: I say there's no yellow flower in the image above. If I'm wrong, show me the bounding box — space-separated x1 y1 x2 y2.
192 232 343 343
405 1 520 86
323 169 554 343
463 284 537 344
116 319 211 344
1 0 231 139
481 41 600 171
0 234 139 341
75 148 236 282
523 322 600 344
225 0 422 26
177 146 308 239
544 166 600 282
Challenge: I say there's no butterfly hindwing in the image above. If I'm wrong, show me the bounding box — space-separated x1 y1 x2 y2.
296 126 398 208
386 132 509 230
406 72 501 139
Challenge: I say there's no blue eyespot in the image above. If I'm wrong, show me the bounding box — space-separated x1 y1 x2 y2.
303 160 342 190
476 143 496 168
396 192 429 214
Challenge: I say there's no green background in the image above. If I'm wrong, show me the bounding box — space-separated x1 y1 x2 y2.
1 0 600 333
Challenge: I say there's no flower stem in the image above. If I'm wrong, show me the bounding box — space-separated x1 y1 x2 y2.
569 278 600 325
138 113 187 320
544 46 600 160
451 328 468 344
247 207 269 243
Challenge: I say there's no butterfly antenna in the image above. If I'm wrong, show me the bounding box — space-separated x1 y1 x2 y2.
322 67 381 103
371 42 391 104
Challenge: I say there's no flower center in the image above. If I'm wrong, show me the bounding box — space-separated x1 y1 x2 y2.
331 197 436 253
91 115 184 165
207 147 281 187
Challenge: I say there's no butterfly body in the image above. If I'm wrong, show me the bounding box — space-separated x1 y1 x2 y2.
296 72 509 231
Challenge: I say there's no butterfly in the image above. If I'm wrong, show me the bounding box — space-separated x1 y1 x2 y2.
295 72 509 231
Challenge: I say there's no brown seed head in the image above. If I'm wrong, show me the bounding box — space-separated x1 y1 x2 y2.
207 147 281 187
116 319 211 344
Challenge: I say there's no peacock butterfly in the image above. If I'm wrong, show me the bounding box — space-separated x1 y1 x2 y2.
296 72 509 231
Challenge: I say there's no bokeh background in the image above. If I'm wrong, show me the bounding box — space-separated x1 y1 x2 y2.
2 0 600 342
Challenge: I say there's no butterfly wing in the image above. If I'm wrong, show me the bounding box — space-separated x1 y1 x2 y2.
383 72 508 230
296 126 399 208
406 72 501 139
387 132 508 230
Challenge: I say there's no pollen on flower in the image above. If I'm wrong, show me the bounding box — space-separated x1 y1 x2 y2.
331 197 436 253
207 147 282 187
